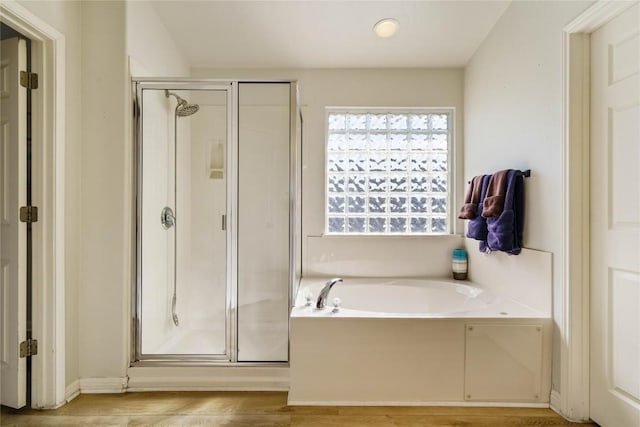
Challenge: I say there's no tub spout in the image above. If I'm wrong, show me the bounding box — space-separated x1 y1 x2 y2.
316 278 342 309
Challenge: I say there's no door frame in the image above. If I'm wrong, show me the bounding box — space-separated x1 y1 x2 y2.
0 0 66 409
560 0 638 422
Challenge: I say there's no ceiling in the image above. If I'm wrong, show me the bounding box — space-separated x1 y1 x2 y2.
151 1 511 69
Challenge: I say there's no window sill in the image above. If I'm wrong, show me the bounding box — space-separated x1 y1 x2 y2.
318 233 463 239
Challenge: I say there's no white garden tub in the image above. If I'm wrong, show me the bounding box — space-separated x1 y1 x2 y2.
289 277 552 406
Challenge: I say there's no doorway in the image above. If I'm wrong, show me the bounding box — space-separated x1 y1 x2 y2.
589 3 640 426
563 1 640 425
0 0 66 409
0 22 33 410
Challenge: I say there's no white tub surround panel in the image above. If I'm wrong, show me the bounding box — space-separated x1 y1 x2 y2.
290 317 552 405
290 318 464 404
306 235 464 278
464 239 552 316
465 323 548 402
290 277 552 405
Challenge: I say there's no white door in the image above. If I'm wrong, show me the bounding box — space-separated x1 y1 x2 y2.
590 4 640 427
0 37 28 409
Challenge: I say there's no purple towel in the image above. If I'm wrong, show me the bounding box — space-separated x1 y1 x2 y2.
486 170 524 255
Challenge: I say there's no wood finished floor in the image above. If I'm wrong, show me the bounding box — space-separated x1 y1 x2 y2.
1 391 598 427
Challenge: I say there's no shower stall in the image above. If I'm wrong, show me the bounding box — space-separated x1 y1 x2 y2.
131 80 301 364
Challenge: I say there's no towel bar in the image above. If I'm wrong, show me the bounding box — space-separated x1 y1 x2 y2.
467 169 530 184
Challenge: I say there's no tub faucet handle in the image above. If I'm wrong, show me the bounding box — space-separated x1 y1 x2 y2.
331 297 342 313
303 290 314 307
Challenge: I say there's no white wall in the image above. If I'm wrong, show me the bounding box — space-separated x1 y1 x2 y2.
192 68 466 277
463 0 592 395
75 0 195 379
15 0 83 390
126 1 189 77
79 0 129 381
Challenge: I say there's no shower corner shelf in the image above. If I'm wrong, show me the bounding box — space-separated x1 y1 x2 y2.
209 168 225 180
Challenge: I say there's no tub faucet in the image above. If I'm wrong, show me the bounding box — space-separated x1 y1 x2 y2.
316 277 342 309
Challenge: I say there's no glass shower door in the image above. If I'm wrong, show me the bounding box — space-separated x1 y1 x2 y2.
135 84 231 361
237 83 291 362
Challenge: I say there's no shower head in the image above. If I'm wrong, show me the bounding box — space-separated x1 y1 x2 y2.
165 90 200 117
176 103 199 117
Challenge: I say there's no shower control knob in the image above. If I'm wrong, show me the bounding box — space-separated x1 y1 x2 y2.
331 297 342 313
161 207 175 229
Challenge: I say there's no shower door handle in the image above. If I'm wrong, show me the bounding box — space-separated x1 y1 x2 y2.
161 207 175 229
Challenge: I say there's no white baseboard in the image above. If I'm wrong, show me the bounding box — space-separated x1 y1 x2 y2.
79 377 128 394
127 382 288 392
65 380 80 402
550 389 562 415
288 399 550 407
549 389 586 423
126 366 289 392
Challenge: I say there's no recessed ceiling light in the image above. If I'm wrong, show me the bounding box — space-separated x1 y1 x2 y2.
373 18 399 38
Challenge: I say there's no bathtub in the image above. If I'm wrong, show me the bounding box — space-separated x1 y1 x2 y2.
289 277 552 406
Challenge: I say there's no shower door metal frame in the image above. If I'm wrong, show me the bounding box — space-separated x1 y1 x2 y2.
131 80 236 364
130 78 300 367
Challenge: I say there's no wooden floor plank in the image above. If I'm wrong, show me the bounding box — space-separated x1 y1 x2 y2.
0 392 597 426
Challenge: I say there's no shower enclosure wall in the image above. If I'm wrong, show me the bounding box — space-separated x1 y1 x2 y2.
132 80 301 364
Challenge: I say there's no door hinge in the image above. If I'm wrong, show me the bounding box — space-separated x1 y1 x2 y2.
19 206 38 223
20 71 38 90
19 339 38 358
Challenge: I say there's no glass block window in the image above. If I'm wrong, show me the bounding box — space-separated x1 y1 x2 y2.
326 109 452 234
